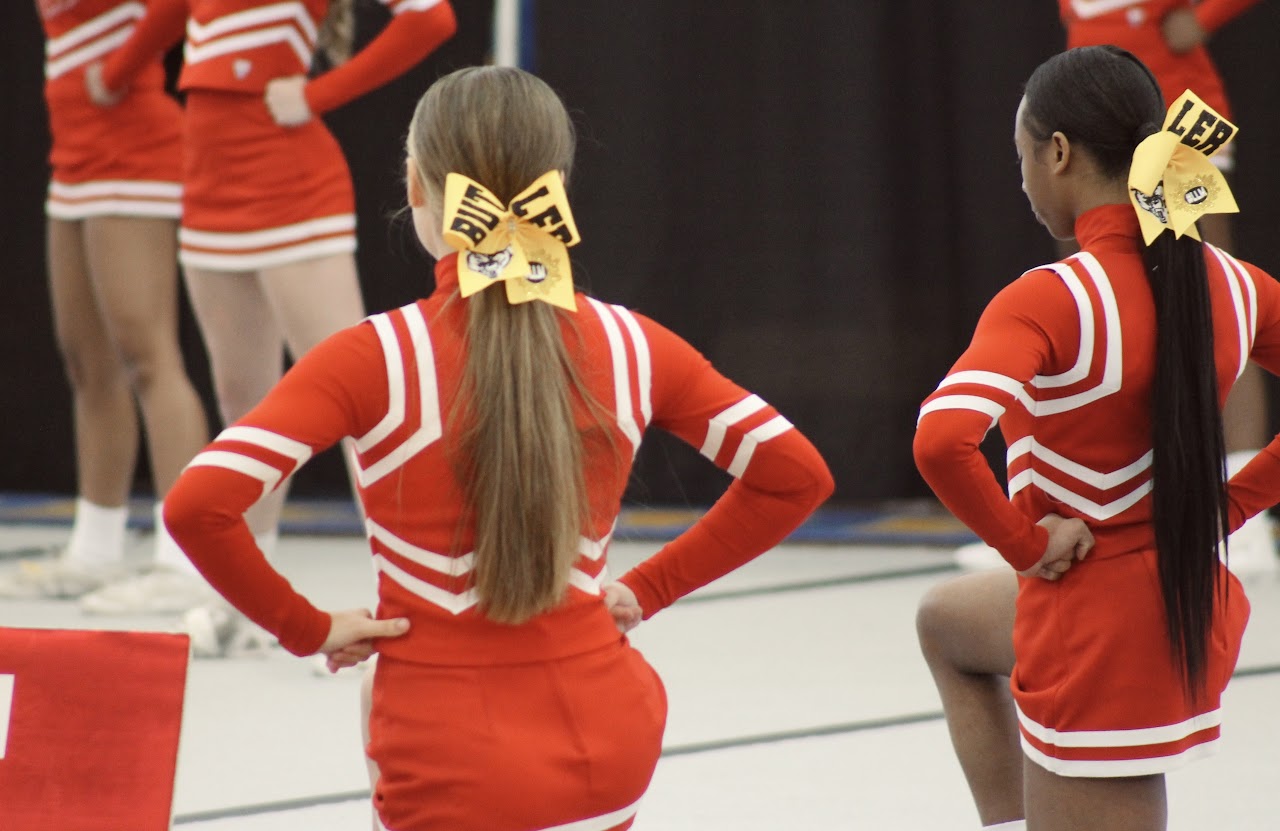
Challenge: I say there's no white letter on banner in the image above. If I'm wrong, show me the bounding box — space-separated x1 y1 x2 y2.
0 674 13 759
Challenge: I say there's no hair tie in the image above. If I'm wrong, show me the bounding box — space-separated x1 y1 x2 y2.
1128 90 1238 246
441 171 580 311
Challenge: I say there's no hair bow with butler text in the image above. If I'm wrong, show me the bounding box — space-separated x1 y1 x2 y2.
1129 90 1239 246
441 171 580 311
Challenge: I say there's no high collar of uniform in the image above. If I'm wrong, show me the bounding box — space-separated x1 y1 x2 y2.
432 251 461 294
1073 203 1142 251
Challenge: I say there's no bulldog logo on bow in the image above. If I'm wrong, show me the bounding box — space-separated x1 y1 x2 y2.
1131 183 1169 225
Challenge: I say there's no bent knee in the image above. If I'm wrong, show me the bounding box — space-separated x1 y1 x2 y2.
916 581 965 659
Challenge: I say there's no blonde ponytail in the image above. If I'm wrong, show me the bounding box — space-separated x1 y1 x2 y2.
455 289 587 622
409 67 598 623
316 0 356 66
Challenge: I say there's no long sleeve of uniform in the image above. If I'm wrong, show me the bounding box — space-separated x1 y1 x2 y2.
913 270 1083 572
101 0 188 92
1223 258 1280 531
615 319 834 618
304 0 456 115
164 325 388 656
1193 0 1260 33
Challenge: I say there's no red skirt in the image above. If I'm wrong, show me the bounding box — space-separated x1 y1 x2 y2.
44 86 182 220
1012 550 1249 777
178 89 356 271
367 640 667 831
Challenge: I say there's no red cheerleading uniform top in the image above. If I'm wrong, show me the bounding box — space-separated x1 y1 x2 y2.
100 0 456 115
915 204 1280 572
1059 0 1260 117
164 253 834 663
39 0 168 103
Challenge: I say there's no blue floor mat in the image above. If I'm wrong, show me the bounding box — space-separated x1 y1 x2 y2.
0 493 977 547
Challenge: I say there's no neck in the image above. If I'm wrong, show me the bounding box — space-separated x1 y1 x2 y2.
1072 177 1131 221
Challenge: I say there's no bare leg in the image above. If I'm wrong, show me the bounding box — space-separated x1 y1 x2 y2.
47 218 138 508
185 253 366 537
1024 760 1166 831
917 569 1022 825
259 253 367 512
83 216 208 494
182 266 287 538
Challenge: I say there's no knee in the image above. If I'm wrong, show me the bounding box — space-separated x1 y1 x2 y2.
55 335 125 394
916 582 964 665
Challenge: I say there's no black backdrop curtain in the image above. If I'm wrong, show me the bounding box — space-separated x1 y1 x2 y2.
3 1 1279 506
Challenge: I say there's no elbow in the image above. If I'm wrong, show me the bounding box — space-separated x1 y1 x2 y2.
811 462 836 508
912 423 947 482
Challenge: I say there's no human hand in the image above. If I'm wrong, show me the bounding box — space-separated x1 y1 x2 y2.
319 608 409 673
1162 8 1206 53
1017 514 1093 581
84 61 123 107
264 75 312 126
603 581 643 633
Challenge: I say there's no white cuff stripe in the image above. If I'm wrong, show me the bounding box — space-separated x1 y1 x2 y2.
187 450 282 498
917 395 1005 425
700 394 767 459
727 414 793 479
216 426 313 465
939 370 1035 412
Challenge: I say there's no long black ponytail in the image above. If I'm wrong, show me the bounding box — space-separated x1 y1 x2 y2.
1023 46 1229 696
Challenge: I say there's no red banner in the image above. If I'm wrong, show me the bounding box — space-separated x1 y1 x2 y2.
0 628 189 830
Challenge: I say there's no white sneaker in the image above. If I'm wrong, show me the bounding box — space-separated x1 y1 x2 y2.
0 556 136 600
78 566 217 615
180 601 277 659
953 540 1011 571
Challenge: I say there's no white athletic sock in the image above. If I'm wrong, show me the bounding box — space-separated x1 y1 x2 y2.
152 501 201 575
983 821 1027 830
64 498 128 566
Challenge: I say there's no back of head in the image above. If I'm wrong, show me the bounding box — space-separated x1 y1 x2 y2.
407 66 576 204
1023 45 1165 180
1026 46 1229 697
409 67 586 624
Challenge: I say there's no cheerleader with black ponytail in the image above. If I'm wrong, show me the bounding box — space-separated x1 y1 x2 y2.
914 45 1276 830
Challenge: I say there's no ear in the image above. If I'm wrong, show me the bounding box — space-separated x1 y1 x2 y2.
406 158 426 207
1048 131 1072 175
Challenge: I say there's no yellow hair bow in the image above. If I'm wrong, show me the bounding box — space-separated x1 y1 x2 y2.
1129 90 1239 246
441 171 581 311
